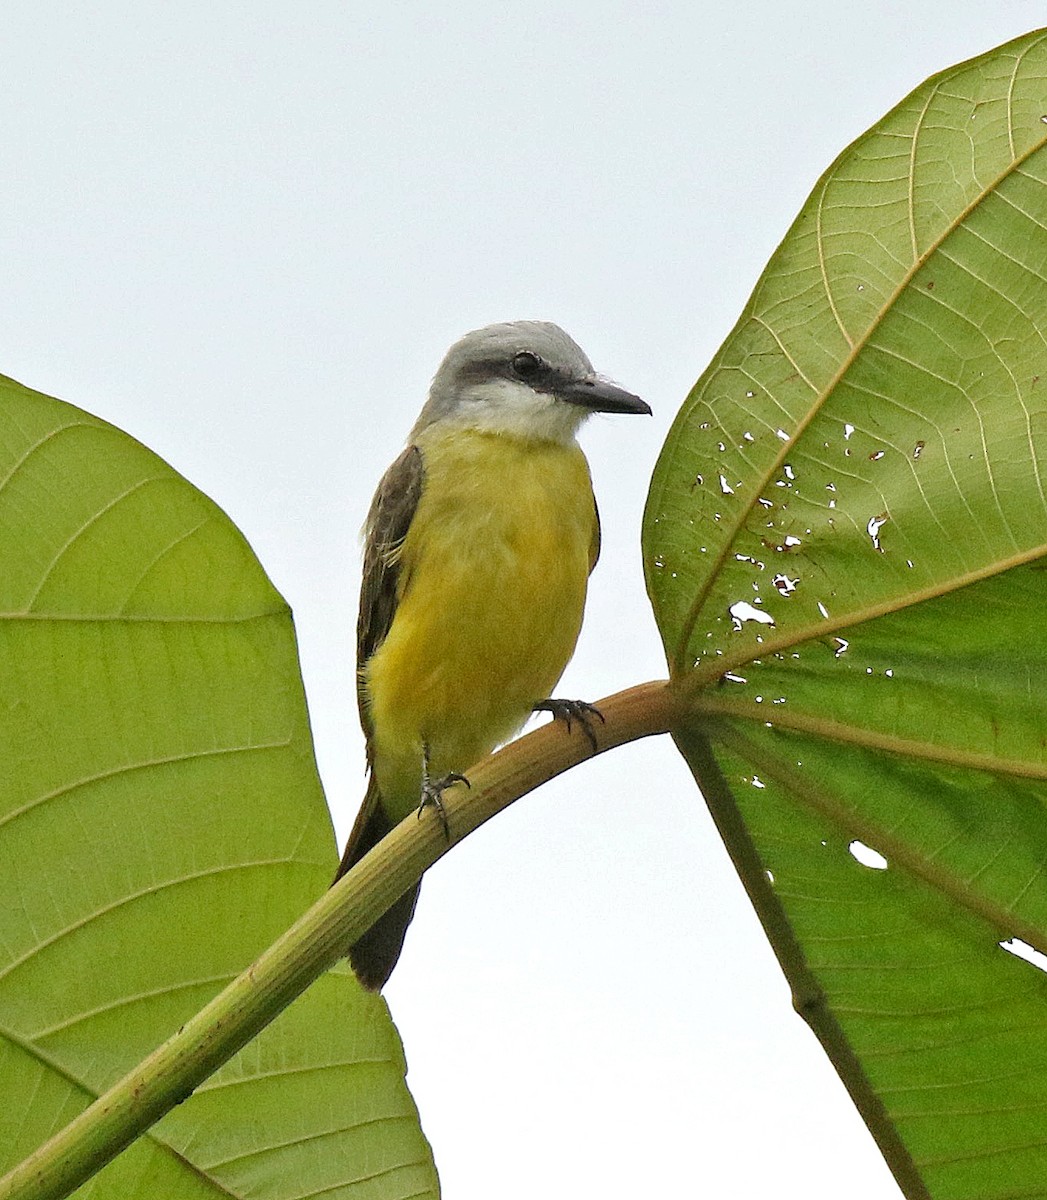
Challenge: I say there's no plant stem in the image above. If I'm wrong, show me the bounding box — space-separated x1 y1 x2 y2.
0 680 677 1200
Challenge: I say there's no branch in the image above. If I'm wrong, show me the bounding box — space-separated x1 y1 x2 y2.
0 679 678 1200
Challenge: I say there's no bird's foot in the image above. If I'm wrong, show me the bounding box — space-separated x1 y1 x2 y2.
417 753 470 843
533 698 605 753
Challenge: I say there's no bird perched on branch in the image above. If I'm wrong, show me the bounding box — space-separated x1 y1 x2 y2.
335 320 649 989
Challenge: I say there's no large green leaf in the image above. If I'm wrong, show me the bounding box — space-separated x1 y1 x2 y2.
644 28 1047 1198
0 374 437 1198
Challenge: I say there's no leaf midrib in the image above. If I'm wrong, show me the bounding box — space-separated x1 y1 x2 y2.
669 100 1047 675
692 693 1047 780
679 534 1047 692
715 722 1047 959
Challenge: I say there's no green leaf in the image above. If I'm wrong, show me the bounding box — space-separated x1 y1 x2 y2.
644 28 1047 1198
0 373 437 1198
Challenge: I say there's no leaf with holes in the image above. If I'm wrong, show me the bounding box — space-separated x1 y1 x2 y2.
644 28 1047 1200
0 373 437 1198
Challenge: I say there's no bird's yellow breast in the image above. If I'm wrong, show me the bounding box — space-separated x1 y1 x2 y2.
364 427 597 813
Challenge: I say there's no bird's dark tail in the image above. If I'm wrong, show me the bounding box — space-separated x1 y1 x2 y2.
333 775 420 991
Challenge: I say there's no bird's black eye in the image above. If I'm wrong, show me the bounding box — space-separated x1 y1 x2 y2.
511 350 543 379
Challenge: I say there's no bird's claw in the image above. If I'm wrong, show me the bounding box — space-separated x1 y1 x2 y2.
533 698 605 753
417 770 470 842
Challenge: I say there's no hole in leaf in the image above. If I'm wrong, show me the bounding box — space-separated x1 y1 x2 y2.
1000 938 1047 976
867 514 888 551
849 841 888 870
729 600 775 628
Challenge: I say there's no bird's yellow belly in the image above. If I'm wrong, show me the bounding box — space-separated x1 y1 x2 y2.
364 430 596 815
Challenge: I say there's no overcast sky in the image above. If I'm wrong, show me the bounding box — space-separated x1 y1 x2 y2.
2 5 1043 1197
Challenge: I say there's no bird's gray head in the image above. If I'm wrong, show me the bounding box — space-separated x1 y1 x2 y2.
410 320 650 444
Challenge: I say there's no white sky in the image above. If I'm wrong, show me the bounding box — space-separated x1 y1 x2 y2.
2 5 1041 1197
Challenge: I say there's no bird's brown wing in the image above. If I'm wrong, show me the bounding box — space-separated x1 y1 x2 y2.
335 446 427 988
337 443 424 867
355 443 426 743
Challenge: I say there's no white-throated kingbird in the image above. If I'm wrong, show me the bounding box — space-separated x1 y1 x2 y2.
335 320 649 989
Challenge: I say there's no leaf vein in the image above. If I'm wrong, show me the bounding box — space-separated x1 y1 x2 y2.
0 858 298 990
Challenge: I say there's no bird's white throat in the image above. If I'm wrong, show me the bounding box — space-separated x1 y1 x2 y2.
450 378 591 444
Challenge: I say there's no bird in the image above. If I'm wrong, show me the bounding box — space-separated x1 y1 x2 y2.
334 320 650 989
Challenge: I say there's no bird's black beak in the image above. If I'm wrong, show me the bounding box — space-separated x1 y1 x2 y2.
558 376 651 416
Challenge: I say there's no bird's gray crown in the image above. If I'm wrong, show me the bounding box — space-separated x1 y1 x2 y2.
411 321 594 434
408 320 649 443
